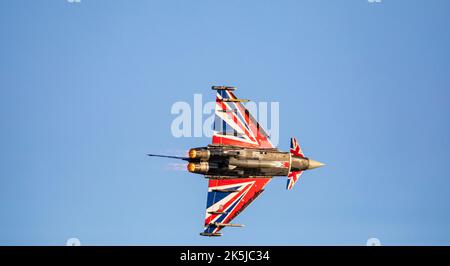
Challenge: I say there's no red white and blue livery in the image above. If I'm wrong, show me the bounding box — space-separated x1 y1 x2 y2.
148 86 324 237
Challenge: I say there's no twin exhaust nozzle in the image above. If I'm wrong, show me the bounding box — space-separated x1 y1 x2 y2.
188 148 212 173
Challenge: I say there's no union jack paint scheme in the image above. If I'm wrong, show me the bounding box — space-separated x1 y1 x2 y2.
287 137 304 190
203 178 271 236
212 89 273 149
148 86 324 237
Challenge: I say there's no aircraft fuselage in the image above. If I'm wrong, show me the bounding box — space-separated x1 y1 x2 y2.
187 144 321 178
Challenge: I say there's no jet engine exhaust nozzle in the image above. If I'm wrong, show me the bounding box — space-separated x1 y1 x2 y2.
188 148 210 160
187 162 210 174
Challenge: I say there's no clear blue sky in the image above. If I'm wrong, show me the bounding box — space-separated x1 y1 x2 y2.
1 0 449 245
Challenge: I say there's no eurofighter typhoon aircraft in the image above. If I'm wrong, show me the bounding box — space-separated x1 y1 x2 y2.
148 86 324 237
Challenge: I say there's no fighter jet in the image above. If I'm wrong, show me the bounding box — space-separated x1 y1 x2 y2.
148 86 324 237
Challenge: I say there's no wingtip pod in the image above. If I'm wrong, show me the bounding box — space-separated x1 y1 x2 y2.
199 232 222 237
211 86 236 91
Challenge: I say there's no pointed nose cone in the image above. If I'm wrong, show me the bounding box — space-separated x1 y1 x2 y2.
307 159 325 170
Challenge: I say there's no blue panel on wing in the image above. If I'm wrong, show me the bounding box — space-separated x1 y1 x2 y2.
206 186 241 208
204 224 217 234
212 195 242 224
218 90 228 98
203 193 245 235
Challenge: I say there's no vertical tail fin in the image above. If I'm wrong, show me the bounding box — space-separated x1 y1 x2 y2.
287 137 304 190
